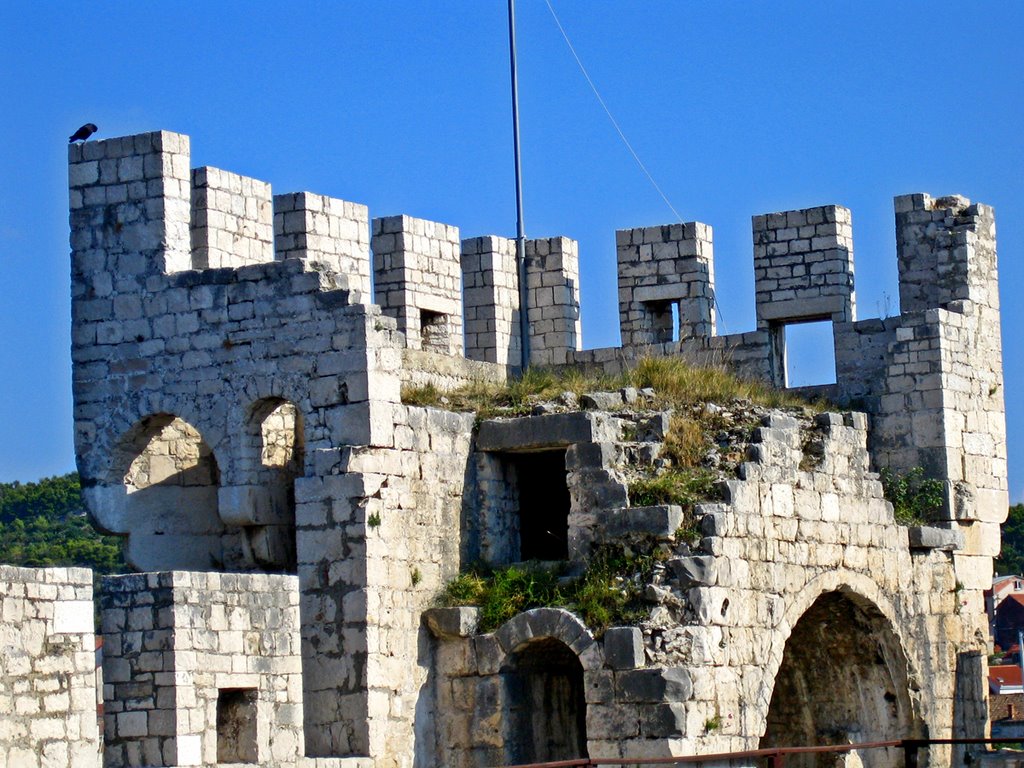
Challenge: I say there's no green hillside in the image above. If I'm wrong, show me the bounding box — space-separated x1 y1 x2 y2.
0 473 125 573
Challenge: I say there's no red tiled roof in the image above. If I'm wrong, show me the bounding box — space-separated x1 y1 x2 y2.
990 665 1023 687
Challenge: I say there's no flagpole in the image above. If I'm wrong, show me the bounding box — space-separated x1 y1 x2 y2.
508 0 531 370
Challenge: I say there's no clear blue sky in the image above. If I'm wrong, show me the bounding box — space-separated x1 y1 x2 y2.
0 2 1021 503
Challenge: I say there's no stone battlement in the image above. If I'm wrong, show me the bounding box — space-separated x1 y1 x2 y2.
36 129 1011 766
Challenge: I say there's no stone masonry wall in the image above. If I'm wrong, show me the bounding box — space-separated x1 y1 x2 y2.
0 566 99 768
525 236 582 365
100 571 303 768
834 194 1006 651
427 412 971 767
70 130 407 756
752 204 856 327
190 166 274 269
461 235 521 366
617 222 716 346
274 192 372 300
294 403 474 765
372 215 463 356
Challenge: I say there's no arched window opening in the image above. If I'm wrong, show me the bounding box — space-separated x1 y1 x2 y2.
244 398 304 572
121 414 220 491
501 638 587 765
108 414 223 571
761 592 920 768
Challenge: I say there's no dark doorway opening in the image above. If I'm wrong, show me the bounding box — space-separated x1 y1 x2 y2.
217 688 258 763
510 450 569 560
502 638 587 764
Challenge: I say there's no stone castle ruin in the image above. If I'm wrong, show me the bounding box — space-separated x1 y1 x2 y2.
0 129 1008 768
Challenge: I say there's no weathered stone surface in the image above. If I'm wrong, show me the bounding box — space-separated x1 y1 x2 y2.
604 627 645 670
56 130 1007 768
99 571 304 768
908 525 964 551
581 391 624 410
0 566 99 768
476 412 606 452
423 607 480 639
616 668 693 703
601 505 683 539
669 556 718 589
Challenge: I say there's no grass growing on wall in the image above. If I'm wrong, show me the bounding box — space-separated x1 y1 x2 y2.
880 467 945 526
436 539 670 634
427 357 828 633
401 356 822 416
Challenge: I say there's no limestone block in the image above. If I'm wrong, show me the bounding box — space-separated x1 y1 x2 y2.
907 525 964 551
585 703 640 739
581 391 625 410
423 607 480 639
603 627 645 670
639 702 688 738
601 505 683 539
615 668 693 703
52 600 94 634
669 556 718 589
476 412 601 452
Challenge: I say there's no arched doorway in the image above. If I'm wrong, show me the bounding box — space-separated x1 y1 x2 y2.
501 637 588 765
761 591 920 768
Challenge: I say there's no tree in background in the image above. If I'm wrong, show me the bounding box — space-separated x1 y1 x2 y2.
0 473 125 573
996 503 1024 577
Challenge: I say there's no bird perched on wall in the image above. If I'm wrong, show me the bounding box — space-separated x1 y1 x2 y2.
68 123 98 143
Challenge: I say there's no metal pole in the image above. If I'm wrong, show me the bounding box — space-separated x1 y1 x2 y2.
508 0 531 370
1017 629 1023 688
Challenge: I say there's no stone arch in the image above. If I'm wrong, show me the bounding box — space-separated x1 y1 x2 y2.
234 397 304 572
90 413 226 571
759 577 924 768
494 609 595 766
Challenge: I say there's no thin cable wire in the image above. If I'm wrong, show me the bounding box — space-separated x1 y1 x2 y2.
544 0 683 224
544 1 730 333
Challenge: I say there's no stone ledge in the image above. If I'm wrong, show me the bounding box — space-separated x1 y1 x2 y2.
600 505 683 539
908 525 964 551
299 758 374 768
476 412 609 451
423 606 480 639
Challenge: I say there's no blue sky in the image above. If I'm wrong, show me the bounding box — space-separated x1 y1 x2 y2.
0 2 1021 503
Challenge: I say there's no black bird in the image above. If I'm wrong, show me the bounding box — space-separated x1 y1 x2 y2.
69 123 98 143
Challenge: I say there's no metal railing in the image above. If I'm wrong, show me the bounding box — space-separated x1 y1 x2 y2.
497 737 1024 768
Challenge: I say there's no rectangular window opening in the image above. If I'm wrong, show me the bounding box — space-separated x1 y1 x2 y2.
508 450 570 561
217 688 258 764
780 319 837 388
420 309 449 353
643 301 677 344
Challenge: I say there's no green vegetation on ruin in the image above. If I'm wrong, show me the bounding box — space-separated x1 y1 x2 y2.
879 467 946 526
427 357 827 630
401 356 823 416
436 538 671 635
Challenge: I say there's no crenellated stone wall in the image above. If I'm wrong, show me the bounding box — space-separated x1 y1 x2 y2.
45 129 1009 768
0 566 100 768
100 571 304 768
